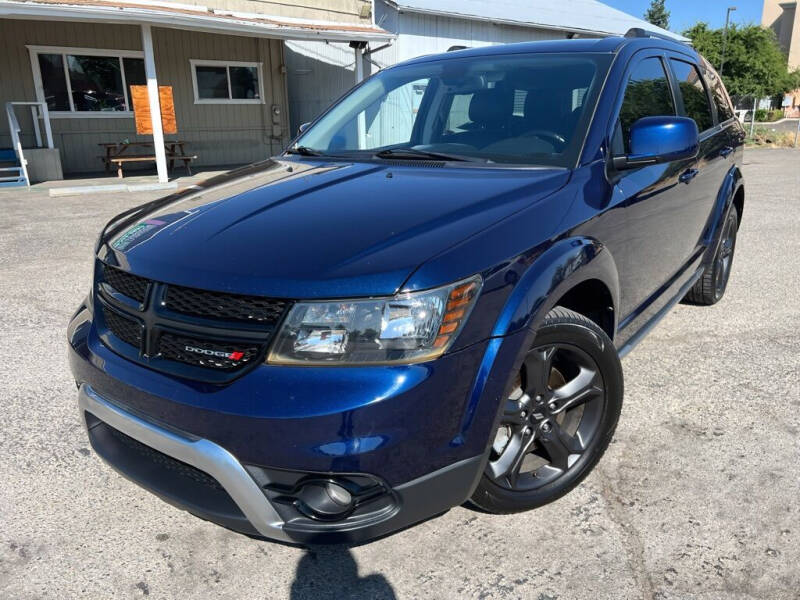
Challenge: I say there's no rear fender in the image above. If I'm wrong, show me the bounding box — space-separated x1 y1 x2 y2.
702 164 743 266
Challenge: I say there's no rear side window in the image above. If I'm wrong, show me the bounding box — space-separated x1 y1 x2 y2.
669 59 714 132
705 67 735 122
618 57 675 152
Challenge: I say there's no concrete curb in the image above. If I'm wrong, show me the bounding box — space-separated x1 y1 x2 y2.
49 182 178 198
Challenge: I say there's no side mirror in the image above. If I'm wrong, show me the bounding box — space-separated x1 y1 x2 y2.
297 122 311 136
612 116 699 170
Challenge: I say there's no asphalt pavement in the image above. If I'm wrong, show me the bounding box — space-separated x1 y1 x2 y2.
0 148 798 599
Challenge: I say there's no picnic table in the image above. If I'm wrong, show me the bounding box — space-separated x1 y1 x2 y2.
99 140 197 178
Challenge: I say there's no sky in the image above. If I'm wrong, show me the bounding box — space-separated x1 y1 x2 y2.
601 0 764 33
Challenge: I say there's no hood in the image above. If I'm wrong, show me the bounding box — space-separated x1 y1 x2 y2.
102 158 569 299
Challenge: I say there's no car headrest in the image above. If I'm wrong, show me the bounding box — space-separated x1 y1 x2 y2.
524 90 564 123
469 88 512 127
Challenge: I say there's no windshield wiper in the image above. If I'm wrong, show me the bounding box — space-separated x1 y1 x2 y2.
286 145 325 157
374 148 486 162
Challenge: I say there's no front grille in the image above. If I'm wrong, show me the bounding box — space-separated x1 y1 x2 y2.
108 426 222 490
158 332 260 370
96 261 289 379
101 305 143 348
165 284 287 324
102 264 148 303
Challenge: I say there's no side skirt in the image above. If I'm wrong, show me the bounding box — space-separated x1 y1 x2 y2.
616 266 704 359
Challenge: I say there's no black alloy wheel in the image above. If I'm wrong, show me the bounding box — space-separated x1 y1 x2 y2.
470 307 623 513
713 210 737 299
683 207 739 306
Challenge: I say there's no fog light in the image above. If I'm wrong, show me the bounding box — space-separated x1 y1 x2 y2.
295 481 354 521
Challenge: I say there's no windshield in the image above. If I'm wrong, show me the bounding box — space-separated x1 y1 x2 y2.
294 52 611 168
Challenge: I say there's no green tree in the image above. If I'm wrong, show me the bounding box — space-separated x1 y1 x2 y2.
684 22 800 99
644 0 670 30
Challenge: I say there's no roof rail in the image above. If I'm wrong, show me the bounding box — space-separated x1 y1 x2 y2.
624 27 685 44
447 45 469 52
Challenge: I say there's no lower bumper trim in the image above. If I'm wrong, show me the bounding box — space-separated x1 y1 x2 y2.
78 384 292 542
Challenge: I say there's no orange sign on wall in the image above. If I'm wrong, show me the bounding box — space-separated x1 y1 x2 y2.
130 85 177 135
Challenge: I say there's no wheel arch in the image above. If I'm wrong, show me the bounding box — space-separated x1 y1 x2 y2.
702 164 744 267
453 236 620 458
732 182 744 226
492 236 620 342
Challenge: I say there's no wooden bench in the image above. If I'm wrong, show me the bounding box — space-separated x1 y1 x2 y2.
108 153 197 179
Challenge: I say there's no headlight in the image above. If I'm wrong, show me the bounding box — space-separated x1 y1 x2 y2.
268 275 482 365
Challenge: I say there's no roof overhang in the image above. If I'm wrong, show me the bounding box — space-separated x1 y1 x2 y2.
384 0 688 42
0 0 395 42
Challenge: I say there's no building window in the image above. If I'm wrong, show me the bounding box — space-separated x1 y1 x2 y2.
190 60 264 104
28 46 145 116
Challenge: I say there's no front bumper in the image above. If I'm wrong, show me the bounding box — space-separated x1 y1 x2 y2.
79 384 483 544
69 300 529 544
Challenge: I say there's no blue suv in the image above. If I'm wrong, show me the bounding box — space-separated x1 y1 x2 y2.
68 30 745 544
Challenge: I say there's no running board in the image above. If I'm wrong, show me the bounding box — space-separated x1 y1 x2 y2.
617 267 704 359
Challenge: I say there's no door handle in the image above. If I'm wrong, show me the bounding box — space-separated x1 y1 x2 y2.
720 146 734 158
679 168 699 183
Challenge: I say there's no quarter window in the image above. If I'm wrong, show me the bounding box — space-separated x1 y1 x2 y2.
29 47 145 114
618 57 675 152
669 59 714 132
705 67 735 123
190 60 263 103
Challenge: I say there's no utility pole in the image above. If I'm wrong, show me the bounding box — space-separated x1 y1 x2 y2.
719 6 737 77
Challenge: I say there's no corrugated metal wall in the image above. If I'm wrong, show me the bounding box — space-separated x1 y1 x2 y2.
0 19 289 174
286 4 567 132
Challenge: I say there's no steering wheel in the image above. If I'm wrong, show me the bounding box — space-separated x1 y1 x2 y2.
524 130 568 152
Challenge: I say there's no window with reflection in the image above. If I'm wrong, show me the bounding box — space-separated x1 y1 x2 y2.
617 57 675 153
192 61 263 103
704 66 734 123
669 59 714 132
32 49 144 113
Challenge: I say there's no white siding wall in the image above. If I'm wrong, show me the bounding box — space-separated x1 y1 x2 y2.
286 4 568 131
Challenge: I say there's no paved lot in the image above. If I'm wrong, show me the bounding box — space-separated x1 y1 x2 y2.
755 118 799 135
1 149 798 600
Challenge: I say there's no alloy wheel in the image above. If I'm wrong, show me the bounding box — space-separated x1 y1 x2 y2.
486 343 606 491
714 213 737 297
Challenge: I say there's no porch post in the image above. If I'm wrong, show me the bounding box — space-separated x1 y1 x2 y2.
354 45 364 84
141 24 168 183
354 45 366 148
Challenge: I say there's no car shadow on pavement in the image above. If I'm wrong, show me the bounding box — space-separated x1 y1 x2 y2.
289 545 396 599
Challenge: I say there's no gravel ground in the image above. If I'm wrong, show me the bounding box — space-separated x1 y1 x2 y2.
0 148 798 600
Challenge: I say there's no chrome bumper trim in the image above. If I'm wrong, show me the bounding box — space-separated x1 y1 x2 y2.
78 384 290 542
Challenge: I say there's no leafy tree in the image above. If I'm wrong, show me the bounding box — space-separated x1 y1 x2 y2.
644 0 670 30
684 23 800 99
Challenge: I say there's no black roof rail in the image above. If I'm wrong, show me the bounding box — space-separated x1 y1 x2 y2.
447 45 469 52
624 27 688 44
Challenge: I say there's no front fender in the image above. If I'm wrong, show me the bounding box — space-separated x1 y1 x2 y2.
492 236 620 338
452 236 620 458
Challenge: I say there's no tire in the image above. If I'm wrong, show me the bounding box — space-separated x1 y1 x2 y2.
683 207 739 306
470 307 623 514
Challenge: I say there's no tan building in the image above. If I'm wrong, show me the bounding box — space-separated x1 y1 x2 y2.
0 0 391 184
762 0 800 116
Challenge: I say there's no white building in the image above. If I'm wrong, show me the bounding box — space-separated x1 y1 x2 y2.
285 0 684 132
